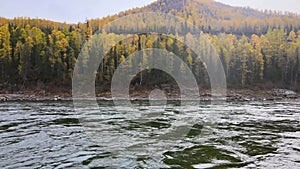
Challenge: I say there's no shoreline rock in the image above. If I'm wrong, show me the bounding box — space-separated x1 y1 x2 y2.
0 89 298 102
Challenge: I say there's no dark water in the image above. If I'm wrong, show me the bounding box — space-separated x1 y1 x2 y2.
0 100 299 168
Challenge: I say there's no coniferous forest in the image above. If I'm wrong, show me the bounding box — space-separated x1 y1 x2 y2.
0 0 300 93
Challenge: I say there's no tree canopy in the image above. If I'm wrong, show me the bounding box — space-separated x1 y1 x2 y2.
0 0 300 92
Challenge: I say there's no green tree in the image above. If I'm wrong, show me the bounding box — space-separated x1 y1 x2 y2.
0 24 12 82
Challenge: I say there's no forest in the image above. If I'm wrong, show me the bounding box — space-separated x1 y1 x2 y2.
0 0 300 93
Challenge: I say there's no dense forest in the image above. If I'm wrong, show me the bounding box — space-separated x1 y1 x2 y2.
0 0 300 93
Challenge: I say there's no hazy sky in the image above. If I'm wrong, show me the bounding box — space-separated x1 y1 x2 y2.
0 0 299 23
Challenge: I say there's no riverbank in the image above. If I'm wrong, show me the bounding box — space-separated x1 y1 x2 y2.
0 88 298 102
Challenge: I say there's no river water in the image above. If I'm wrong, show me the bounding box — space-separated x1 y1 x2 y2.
0 100 299 168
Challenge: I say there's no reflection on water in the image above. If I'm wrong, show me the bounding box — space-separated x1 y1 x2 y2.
0 100 299 168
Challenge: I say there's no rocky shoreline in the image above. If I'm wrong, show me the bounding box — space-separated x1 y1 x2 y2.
0 88 298 102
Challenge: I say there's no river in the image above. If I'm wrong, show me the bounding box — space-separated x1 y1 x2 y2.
0 100 299 168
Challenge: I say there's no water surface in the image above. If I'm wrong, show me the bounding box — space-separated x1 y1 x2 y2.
0 100 299 168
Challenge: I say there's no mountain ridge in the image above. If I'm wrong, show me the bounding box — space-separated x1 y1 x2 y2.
86 0 300 36
1 0 300 35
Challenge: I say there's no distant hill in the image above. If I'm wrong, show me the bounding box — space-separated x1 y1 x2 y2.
88 0 300 35
1 0 300 35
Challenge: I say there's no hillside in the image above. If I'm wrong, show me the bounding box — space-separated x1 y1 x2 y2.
89 0 300 35
0 0 299 94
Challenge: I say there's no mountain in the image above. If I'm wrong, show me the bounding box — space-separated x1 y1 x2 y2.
0 0 299 92
88 0 300 35
1 0 299 35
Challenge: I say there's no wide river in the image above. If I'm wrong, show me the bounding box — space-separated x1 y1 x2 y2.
0 100 299 168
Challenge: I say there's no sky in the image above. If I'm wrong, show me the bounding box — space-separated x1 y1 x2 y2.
0 0 299 23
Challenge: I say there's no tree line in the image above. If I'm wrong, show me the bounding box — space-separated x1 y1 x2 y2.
1 0 300 93
0 18 299 92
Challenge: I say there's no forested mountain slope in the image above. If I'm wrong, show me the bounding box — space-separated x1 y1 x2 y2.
0 0 299 92
89 0 300 35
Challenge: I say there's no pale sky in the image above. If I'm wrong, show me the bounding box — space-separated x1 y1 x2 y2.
215 0 299 14
0 0 299 23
